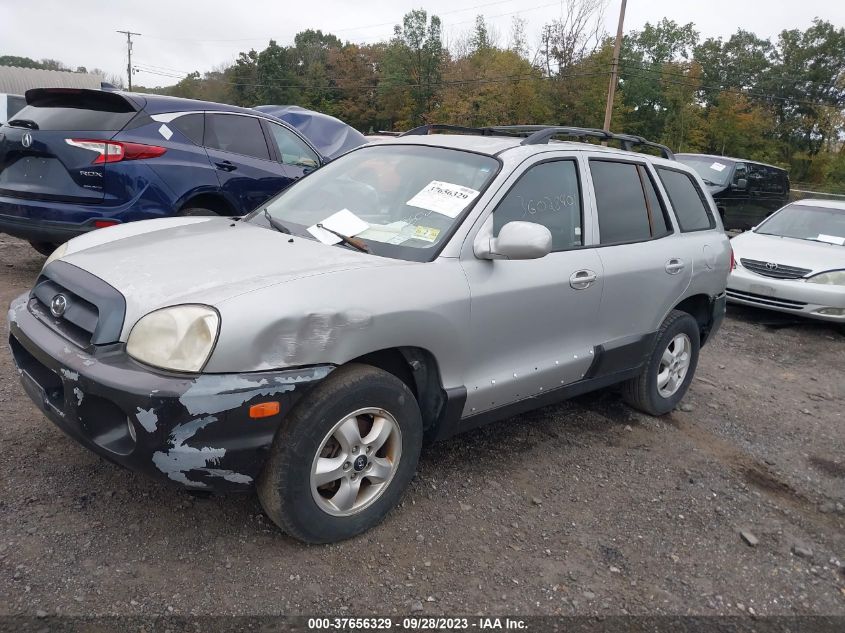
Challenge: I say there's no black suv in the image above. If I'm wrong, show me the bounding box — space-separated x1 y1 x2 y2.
676 153 789 230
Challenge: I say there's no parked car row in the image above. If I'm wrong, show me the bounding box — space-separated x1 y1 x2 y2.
675 153 790 231
2 89 842 544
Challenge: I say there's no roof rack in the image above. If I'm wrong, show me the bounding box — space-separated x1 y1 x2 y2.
400 124 530 138
398 124 675 160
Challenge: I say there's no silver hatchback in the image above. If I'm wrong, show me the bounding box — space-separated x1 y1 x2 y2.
8 126 731 543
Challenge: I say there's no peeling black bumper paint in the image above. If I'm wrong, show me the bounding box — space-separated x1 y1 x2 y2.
702 292 727 346
7 293 333 492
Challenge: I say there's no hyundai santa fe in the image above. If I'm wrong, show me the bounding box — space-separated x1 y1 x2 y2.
8 125 731 543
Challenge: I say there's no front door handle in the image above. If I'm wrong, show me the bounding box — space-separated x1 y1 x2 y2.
665 258 685 275
214 160 237 172
569 269 597 290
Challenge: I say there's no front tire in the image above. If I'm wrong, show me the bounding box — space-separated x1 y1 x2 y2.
621 310 700 416
257 363 422 544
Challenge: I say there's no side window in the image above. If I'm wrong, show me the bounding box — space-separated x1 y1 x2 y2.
747 163 765 191
656 167 715 232
204 114 270 160
733 163 747 185
267 123 320 168
170 113 204 146
493 160 582 252
590 160 669 244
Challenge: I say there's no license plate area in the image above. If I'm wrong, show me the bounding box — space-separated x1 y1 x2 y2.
749 283 775 297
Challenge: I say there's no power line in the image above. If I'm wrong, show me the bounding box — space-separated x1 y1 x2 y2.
141 0 528 44
619 61 845 92
621 69 841 108
133 65 608 91
116 30 141 90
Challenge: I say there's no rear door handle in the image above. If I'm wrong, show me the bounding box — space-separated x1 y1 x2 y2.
214 160 237 172
569 269 597 290
665 258 685 275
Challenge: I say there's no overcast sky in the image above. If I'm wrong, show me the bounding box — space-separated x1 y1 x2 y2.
1 0 843 87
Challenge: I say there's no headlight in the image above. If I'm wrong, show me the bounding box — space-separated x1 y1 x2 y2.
806 270 845 286
127 305 220 372
43 242 68 268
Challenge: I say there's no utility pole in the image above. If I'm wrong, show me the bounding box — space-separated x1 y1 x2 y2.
116 30 141 90
602 0 627 132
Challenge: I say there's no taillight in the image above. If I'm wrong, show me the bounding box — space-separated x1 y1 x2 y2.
729 246 736 270
65 139 166 164
93 220 119 229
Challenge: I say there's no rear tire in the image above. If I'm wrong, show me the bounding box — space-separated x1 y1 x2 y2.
257 363 422 544
621 310 700 416
29 241 59 257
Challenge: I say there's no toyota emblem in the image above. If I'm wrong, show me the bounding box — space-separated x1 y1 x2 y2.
21 132 33 148
764 262 779 270
50 294 68 318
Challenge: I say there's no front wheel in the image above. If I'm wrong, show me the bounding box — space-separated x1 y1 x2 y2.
621 310 700 416
257 363 422 543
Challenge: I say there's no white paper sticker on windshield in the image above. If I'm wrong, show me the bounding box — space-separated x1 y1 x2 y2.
406 180 480 219
709 162 726 172
307 209 369 245
158 124 173 140
817 233 845 245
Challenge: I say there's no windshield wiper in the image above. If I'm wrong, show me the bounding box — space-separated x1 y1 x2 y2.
264 209 291 235
315 223 369 253
801 237 844 246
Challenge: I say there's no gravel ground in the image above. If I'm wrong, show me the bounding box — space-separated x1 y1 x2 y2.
0 234 843 618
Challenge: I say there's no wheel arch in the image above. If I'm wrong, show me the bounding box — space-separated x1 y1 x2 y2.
178 191 237 216
672 293 717 345
345 346 456 440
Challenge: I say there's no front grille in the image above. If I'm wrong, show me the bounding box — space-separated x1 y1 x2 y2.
29 261 125 347
32 279 99 346
740 258 812 280
727 288 807 310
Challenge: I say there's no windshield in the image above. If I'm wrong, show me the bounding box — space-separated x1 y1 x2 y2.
250 144 499 261
675 156 734 187
756 204 845 245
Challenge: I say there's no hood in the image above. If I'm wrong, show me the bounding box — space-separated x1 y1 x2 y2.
58 217 399 338
253 105 367 159
731 230 845 275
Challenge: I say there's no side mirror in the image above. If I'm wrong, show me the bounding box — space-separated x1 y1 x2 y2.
474 219 552 260
734 178 748 190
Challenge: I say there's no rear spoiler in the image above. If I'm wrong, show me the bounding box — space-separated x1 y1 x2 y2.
25 88 144 112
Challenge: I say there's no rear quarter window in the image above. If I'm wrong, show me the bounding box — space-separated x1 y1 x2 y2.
170 113 204 145
656 167 715 232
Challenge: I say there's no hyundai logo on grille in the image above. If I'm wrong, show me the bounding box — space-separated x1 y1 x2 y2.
50 294 69 318
21 132 33 148
765 262 779 270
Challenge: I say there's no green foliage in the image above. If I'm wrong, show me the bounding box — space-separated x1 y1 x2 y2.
12 10 843 190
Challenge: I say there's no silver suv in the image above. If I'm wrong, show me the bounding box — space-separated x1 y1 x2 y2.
8 125 731 543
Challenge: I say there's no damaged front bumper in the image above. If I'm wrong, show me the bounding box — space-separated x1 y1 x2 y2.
7 293 333 491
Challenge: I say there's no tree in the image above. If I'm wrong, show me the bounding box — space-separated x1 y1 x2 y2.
381 10 444 126
292 29 343 110
538 0 607 75
619 19 699 139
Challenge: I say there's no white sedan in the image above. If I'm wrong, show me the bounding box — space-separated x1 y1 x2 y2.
727 199 845 322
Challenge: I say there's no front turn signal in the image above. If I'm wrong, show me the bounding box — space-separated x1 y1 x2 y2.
249 402 280 419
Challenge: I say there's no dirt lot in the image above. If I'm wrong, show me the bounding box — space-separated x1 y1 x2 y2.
0 233 843 618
